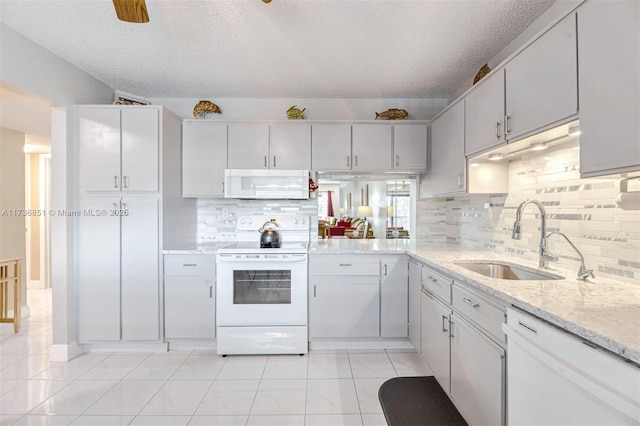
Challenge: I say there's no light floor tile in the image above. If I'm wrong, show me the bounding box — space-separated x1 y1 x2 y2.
0 380 69 414
216 356 267 380
125 354 188 380
354 378 387 414
187 416 247 426
195 380 259 416
70 416 134 425
305 414 364 426
246 415 305 426
387 352 432 376
0 354 28 370
362 413 388 426
250 380 306 415
84 380 165 415
129 415 191 426
171 355 227 380
348 354 397 379
33 355 108 381
78 355 149 380
305 379 360 415
0 355 51 380
0 379 26 396
0 415 21 426
30 380 118 415
262 355 308 379
139 380 212 416
11 415 77 426
307 354 352 379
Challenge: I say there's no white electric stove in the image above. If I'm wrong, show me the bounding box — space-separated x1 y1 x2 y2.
216 215 310 355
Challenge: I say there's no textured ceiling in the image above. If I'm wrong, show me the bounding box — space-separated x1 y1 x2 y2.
0 0 555 99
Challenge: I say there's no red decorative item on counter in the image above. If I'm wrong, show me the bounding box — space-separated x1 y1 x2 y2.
309 178 319 192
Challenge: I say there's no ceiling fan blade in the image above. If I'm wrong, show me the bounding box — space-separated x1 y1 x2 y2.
112 0 149 23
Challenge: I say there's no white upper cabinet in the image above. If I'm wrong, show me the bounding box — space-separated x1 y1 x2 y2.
78 107 159 193
269 124 312 169
578 0 640 177
505 14 578 141
311 124 352 171
182 122 227 198
393 124 428 171
465 69 506 156
227 123 270 169
352 124 393 170
422 100 466 197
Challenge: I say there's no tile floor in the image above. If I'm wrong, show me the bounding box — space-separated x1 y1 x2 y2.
0 289 432 426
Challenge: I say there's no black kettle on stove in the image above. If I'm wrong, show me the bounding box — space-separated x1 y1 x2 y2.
258 220 281 248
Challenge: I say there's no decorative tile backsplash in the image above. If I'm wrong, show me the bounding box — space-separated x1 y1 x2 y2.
416 139 640 285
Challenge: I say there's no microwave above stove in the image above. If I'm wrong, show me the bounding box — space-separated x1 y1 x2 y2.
224 169 309 200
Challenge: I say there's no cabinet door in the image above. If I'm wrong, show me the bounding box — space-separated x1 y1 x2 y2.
269 124 311 169
352 125 392 170
121 197 160 341
77 197 121 342
121 108 159 192
408 261 422 351
422 101 465 197
311 124 352 171
506 14 578 140
164 276 215 339
421 291 451 393
578 0 640 177
450 314 504 426
309 276 379 338
77 108 121 192
227 124 270 169
182 122 227 197
465 69 506 156
393 124 428 171
381 256 408 338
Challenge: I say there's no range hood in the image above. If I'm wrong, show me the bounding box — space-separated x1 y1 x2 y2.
224 169 310 200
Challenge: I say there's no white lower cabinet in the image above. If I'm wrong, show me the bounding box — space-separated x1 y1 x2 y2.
164 255 216 340
408 260 422 350
380 256 408 338
420 290 451 393
450 313 505 426
77 197 160 343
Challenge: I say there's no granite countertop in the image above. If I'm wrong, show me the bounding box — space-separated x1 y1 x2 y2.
313 239 640 364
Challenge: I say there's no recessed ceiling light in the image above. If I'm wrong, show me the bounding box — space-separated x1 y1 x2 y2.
530 142 548 151
488 153 504 161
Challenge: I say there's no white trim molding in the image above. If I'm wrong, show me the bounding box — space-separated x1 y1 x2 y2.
49 341 83 362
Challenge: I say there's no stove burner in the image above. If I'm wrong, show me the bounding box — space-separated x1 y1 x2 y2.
260 242 281 249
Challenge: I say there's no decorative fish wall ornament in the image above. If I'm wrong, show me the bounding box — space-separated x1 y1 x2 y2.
286 105 306 120
193 100 221 119
375 108 408 120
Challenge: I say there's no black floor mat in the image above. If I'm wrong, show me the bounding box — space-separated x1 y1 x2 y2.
378 376 468 426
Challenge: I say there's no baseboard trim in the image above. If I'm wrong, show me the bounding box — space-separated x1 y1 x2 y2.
49 341 83 362
309 338 415 351
166 340 217 352
81 342 169 353
27 280 48 289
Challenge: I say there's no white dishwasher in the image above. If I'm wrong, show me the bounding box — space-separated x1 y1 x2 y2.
503 308 640 425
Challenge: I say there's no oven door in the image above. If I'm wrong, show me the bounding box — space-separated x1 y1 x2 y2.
216 253 308 326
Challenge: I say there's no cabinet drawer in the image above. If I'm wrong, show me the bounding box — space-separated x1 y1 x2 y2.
453 284 505 342
310 255 380 276
164 255 215 276
421 265 452 303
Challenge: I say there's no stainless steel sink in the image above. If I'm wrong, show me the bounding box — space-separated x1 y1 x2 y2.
454 261 564 280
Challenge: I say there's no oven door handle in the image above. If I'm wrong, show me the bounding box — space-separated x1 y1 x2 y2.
216 254 308 263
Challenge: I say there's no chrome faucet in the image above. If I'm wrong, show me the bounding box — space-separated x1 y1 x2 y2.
512 199 556 268
546 231 595 281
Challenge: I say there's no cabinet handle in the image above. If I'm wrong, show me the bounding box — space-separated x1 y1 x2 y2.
339 263 352 267
114 176 119 189
183 264 197 267
113 203 118 210
209 286 213 298
457 174 463 189
504 116 511 135
441 315 448 333
346 156 350 167
121 202 127 211
264 156 267 168
384 264 388 276
427 275 438 284
313 285 317 297
463 297 480 308
395 154 400 166
449 320 455 338
355 155 358 167
123 176 128 189
273 156 277 168
495 122 501 139
222 182 225 194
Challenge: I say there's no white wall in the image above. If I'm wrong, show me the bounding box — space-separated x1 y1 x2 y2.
0 127 27 310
